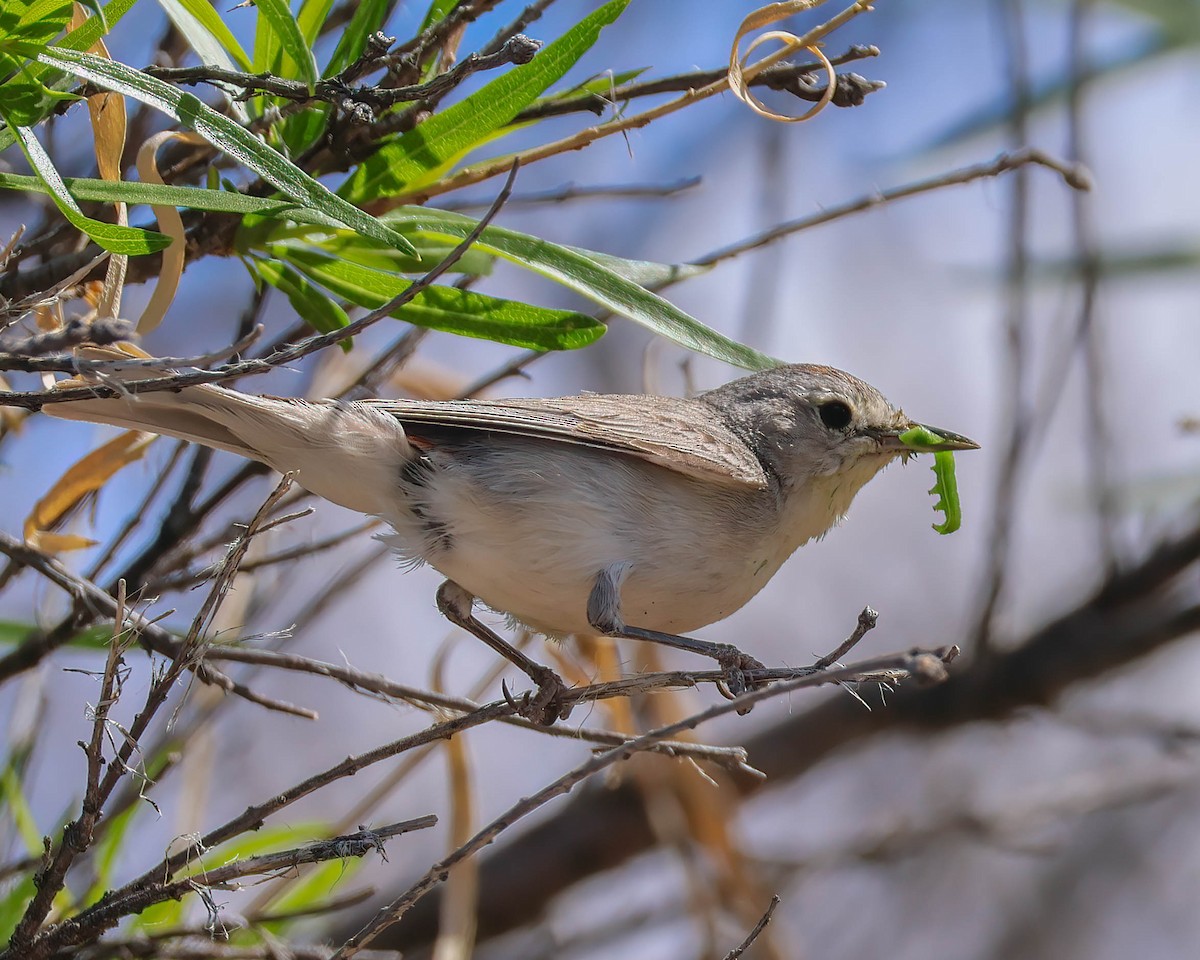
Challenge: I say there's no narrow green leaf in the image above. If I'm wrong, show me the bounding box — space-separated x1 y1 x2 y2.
0 0 72 46
280 246 604 351
254 0 317 87
156 0 253 72
297 0 336 46
324 0 388 77
419 0 459 32
566 245 710 288
0 763 41 854
0 872 36 945
260 858 364 931
260 229 495 276
5 122 172 254
0 169 339 226
256 258 351 347
129 896 183 931
58 0 136 48
0 620 112 650
341 0 632 202
35 47 418 255
384 207 777 369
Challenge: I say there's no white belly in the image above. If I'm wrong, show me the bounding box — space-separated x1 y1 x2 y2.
382 444 792 636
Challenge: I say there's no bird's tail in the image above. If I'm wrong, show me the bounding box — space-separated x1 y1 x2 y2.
45 346 413 517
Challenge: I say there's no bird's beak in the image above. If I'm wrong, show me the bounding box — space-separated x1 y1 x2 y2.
876 423 981 453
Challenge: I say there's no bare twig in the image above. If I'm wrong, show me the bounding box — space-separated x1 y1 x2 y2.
513 45 883 123
201 644 762 773
723 895 781 960
691 148 1090 268
0 165 519 411
30 820 435 957
143 34 541 122
332 646 954 956
437 176 702 210
971 0 1036 655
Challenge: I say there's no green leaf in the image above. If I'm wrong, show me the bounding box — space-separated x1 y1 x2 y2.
0 620 112 650
297 0 336 47
341 0 632 202
566 245 709 288
383 207 777 369
253 227 495 275
255 258 351 348
324 0 388 77
0 762 41 854
0 0 136 146
536 65 648 104
260 858 364 931
0 0 73 46
56 0 138 52
129 896 184 931
4 122 173 254
419 0 459 32
254 0 317 87
0 169 341 226
0 872 36 945
35 47 418 255
280 246 604 351
156 0 253 73
181 821 329 878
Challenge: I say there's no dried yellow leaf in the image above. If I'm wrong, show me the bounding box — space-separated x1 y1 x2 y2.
24 430 155 553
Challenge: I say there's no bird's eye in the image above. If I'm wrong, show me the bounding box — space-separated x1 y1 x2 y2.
818 400 853 430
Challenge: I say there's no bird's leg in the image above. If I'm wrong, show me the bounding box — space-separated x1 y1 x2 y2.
586 565 766 704
435 581 572 725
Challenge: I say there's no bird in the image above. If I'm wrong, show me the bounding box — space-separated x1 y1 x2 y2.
45 353 978 721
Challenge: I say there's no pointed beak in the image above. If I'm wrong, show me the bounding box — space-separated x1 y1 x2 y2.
876 423 981 453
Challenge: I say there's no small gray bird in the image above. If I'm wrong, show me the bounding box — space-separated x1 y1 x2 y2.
47 357 977 719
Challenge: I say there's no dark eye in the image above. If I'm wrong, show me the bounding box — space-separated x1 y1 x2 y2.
818 400 853 430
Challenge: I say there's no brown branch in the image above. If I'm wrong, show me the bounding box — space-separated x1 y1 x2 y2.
201 644 762 774
0 532 314 718
36 819 435 958
0 163 518 411
513 45 883 123
358 522 1200 954
332 646 953 956
691 147 1091 269
3 482 316 960
723 895 781 960
143 34 541 121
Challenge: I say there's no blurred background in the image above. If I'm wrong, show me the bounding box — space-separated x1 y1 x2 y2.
2 1 1199 958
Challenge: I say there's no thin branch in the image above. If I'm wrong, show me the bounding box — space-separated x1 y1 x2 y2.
201 644 762 773
366 0 883 207
332 646 955 956
691 148 1090 268
142 34 540 121
513 45 883 123
971 0 1037 655
723 895 781 960
0 533 314 719
0 164 519 411
437 175 702 210
36 820 435 957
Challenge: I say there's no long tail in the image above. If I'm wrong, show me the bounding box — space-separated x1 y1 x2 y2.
45 348 413 517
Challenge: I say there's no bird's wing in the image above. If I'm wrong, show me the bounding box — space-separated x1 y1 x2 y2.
359 394 769 489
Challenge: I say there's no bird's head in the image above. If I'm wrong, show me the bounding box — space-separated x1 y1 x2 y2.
701 364 978 533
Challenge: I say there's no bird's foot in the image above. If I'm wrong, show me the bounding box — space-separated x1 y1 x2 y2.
712 644 767 714
504 665 573 726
